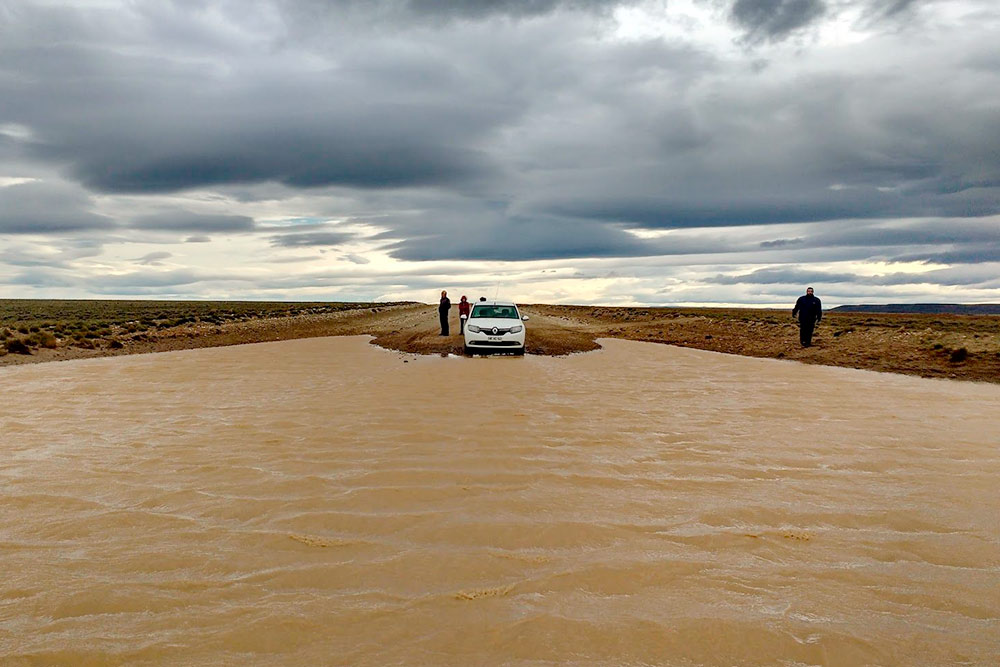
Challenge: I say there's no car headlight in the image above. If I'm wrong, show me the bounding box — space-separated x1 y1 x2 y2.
509 325 523 333
467 324 481 333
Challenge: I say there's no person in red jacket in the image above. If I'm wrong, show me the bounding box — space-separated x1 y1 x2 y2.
458 295 471 334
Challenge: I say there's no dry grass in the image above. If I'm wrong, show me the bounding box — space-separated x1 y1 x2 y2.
0 299 412 359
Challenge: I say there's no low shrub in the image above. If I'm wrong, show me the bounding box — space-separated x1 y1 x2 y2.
5 338 31 355
38 332 58 349
949 347 968 363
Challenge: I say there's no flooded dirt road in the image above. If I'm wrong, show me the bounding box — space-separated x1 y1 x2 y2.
2 337 998 665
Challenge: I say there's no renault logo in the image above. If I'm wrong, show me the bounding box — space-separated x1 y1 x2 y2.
491 327 499 334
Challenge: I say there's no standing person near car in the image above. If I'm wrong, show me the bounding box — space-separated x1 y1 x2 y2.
438 290 451 336
458 295 471 334
792 287 822 347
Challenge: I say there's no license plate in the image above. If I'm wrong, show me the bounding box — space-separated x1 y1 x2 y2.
487 336 502 341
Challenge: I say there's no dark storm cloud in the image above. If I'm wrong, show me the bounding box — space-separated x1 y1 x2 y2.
269 231 356 247
130 211 256 232
1 11 502 195
730 0 826 43
57 124 491 194
724 0 929 43
2 0 999 278
0 181 113 234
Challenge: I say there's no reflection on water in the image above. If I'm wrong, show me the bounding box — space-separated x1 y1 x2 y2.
1 337 999 665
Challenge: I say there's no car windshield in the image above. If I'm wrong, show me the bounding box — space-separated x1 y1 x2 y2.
470 305 519 319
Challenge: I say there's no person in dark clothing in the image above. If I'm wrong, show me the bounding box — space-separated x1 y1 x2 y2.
438 290 451 336
458 295 471 334
792 287 822 347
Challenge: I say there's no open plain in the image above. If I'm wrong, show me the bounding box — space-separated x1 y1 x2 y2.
3 299 999 383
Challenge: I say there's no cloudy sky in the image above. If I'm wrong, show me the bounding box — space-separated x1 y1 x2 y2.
2 0 998 306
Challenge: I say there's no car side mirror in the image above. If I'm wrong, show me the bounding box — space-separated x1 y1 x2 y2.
522 315 529 321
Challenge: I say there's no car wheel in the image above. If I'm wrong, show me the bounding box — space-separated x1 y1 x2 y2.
514 347 525 356
464 345 472 356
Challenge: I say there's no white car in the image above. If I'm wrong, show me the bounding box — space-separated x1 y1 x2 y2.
463 300 528 356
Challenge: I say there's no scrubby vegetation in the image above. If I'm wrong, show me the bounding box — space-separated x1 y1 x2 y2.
525 304 1000 383
0 299 409 357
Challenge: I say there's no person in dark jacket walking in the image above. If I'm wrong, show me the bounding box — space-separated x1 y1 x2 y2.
792 287 822 347
438 290 451 336
458 295 471 334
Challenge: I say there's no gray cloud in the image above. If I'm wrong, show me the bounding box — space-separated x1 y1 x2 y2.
713 263 1000 288
0 181 114 234
4 27 501 194
760 238 804 248
86 269 250 293
8 268 77 288
269 231 356 247
0 240 103 268
895 247 1000 264
730 0 826 43
268 0 633 34
5 267 222 292
713 267 856 285
134 251 172 265
725 0 931 43
808 220 1000 249
130 211 255 232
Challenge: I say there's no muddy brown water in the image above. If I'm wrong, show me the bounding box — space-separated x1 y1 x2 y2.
2 337 998 665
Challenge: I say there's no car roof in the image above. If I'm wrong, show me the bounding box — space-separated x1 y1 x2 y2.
473 300 517 306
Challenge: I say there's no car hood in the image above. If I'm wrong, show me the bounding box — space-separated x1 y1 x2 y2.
468 318 522 329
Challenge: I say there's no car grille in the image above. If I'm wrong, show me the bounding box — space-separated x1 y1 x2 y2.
475 326 512 335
